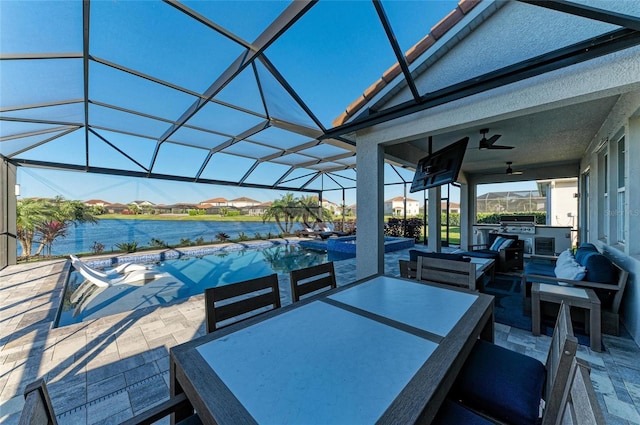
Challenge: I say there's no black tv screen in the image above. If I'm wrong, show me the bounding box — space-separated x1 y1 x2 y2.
410 137 468 192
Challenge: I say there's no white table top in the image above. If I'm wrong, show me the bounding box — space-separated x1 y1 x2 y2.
328 275 478 337
197 299 437 424
539 282 589 299
176 275 493 425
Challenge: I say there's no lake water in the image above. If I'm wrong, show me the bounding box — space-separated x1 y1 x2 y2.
19 219 284 256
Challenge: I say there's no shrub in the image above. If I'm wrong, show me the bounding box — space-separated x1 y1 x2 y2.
195 237 205 245
150 238 167 248
254 232 263 240
115 241 138 253
91 241 105 255
179 238 192 247
215 232 230 243
237 232 249 241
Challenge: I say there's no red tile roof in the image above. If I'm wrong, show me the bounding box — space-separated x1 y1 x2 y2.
332 0 481 127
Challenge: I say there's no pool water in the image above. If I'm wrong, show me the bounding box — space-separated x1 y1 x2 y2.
57 245 328 327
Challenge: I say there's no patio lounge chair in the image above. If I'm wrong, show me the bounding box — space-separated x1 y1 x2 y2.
462 233 524 272
69 254 151 278
69 256 166 304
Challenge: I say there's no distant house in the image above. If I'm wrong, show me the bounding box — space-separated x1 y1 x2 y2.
84 199 111 207
165 203 199 214
321 199 341 216
228 197 261 208
446 202 460 214
384 196 420 216
106 203 129 214
476 190 546 213
200 197 228 207
243 202 272 216
345 204 357 216
129 200 155 207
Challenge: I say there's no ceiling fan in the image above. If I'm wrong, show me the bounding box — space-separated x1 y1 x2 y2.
479 128 514 150
505 161 523 175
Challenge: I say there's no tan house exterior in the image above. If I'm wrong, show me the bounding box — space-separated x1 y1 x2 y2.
384 196 420 217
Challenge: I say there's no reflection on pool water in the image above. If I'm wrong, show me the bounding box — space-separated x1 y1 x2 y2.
57 244 328 327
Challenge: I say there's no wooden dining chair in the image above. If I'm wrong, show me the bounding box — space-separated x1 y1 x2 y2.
450 302 577 425
205 273 281 333
416 256 477 290
19 379 201 425
557 357 606 425
289 262 337 302
398 259 418 279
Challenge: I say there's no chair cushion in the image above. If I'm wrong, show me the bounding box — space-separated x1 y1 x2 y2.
452 340 546 425
464 249 499 260
490 236 515 251
581 251 616 284
574 244 598 264
432 400 495 425
409 250 471 262
524 261 556 278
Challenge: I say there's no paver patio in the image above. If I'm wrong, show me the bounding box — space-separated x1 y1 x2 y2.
1 246 639 424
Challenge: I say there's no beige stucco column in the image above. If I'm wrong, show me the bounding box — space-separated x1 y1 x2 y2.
356 141 385 279
427 186 441 252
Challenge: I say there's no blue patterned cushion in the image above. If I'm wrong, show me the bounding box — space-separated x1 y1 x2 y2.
451 340 546 425
489 236 514 251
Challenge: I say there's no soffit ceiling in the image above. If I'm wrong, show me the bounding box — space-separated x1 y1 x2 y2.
2 0 640 193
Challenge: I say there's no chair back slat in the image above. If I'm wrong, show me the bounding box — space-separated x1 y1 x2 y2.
290 262 337 302
399 260 417 279
556 358 606 425
542 302 578 425
416 257 476 290
205 274 281 333
19 379 57 425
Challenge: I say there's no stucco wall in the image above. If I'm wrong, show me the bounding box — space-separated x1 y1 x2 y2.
581 92 640 345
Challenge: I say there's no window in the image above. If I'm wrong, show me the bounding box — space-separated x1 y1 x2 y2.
598 152 608 240
617 137 625 243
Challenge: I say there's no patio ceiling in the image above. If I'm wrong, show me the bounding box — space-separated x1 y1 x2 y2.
2 0 640 194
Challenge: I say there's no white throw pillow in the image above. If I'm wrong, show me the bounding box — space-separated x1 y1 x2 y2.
556 249 574 268
554 259 586 286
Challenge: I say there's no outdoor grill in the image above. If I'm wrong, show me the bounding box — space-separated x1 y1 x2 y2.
499 215 536 234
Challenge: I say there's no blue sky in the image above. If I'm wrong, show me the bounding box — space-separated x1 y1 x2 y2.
9 1 536 207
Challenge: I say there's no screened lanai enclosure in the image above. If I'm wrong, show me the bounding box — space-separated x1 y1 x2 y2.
2 1 640 345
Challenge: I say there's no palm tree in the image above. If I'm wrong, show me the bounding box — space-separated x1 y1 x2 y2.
16 198 50 258
262 193 300 234
298 195 334 228
17 197 98 259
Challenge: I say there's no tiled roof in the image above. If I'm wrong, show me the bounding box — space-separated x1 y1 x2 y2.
332 0 482 127
229 197 261 203
201 197 228 204
386 196 419 202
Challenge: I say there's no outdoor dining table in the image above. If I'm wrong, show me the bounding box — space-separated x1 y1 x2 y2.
169 274 495 425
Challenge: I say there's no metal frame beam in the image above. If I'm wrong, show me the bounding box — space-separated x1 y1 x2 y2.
323 28 640 139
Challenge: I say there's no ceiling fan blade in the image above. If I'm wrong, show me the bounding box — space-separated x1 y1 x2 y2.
488 144 514 150
486 134 501 145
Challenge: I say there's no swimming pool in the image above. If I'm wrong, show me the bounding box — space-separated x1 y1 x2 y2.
56 244 328 327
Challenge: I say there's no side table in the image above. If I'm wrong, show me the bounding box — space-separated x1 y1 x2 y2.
531 282 601 352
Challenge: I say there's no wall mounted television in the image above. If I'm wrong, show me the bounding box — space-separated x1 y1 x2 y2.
410 137 469 193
